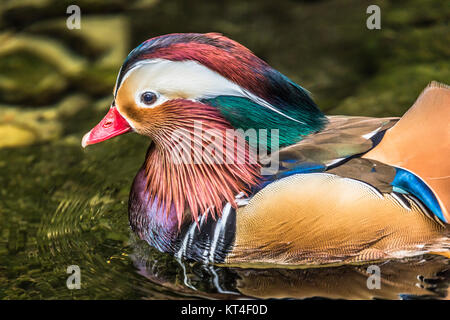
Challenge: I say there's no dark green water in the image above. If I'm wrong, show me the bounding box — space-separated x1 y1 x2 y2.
1 0 449 299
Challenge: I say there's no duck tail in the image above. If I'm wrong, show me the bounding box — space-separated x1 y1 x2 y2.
364 81 450 222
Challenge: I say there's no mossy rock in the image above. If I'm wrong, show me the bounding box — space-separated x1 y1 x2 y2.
0 52 68 105
0 94 91 148
0 124 36 148
72 65 118 96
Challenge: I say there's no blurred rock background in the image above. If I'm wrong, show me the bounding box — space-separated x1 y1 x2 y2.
0 0 448 148
0 0 449 299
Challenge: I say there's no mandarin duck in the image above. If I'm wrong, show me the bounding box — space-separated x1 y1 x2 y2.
82 33 450 267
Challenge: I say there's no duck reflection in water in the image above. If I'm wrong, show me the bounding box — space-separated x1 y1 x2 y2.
130 236 450 300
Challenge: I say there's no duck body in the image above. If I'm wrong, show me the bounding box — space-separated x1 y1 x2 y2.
128 113 449 266
82 33 450 266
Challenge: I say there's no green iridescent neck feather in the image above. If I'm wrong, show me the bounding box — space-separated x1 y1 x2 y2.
203 95 327 150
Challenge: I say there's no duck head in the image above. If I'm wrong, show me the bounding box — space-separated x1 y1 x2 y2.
81 32 326 227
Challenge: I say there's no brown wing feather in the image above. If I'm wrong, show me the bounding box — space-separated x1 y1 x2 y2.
327 157 396 193
270 116 397 169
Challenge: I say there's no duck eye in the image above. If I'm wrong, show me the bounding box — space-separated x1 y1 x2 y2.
140 91 157 105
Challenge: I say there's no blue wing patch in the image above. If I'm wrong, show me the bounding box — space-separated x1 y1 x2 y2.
258 162 326 189
391 167 446 223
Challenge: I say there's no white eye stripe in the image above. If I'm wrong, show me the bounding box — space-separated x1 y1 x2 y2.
119 58 305 124
122 59 239 100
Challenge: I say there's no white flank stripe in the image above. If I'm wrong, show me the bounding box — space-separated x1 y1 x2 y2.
391 193 411 211
175 220 197 259
209 203 232 263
